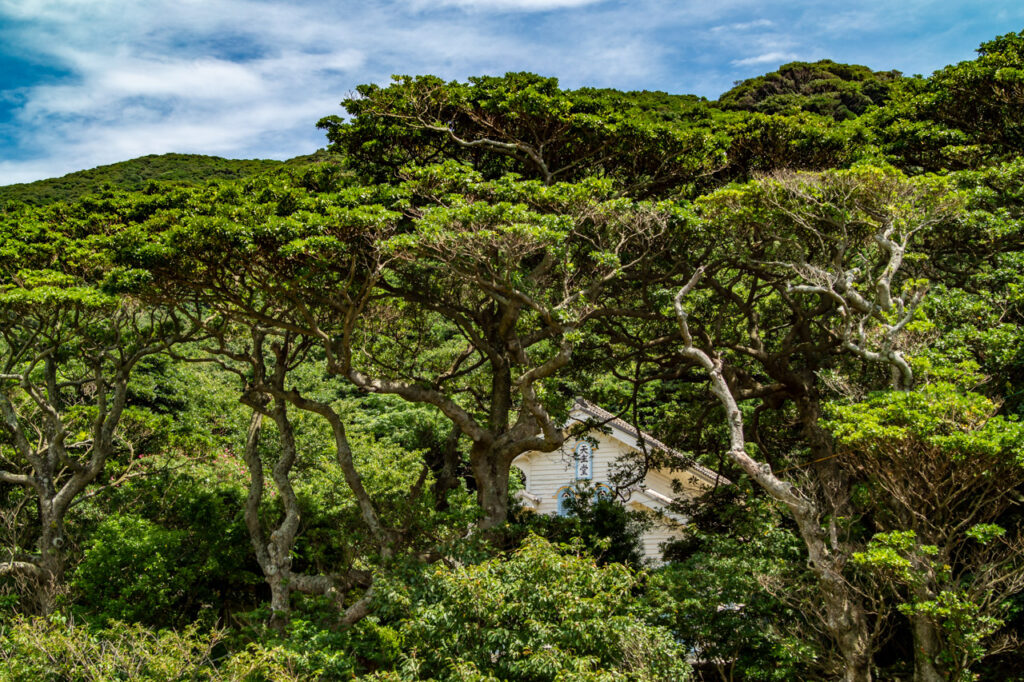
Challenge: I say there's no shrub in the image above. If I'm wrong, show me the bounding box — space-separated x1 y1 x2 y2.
366 535 692 681
0 614 299 681
71 508 258 628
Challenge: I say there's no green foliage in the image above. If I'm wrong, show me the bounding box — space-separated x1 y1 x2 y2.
853 531 1005 678
874 30 1024 169
506 485 650 568
654 490 819 680
719 110 867 175
0 154 286 207
559 492 649 567
70 483 258 629
72 515 196 625
324 72 728 197
238 609 367 680
6 26 1024 680
829 384 1024 677
719 59 902 119
364 535 691 681
826 382 1024 465
0 615 300 681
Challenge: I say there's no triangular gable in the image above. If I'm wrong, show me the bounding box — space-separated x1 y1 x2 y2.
568 398 731 488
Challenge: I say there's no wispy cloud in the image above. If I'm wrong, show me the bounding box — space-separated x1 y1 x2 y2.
1 0 1022 184
710 18 774 33
0 0 683 183
415 0 604 10
731 51 800 66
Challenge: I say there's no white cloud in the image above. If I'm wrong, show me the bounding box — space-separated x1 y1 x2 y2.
0 1 385 183
98 59 265 100
1 0 684 184
710 18 774 33
731 51 799 66
0 159 76 186
411 0 603 10
1 0 1018 185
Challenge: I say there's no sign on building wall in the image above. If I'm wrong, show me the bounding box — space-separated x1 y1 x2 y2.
574 441 593 480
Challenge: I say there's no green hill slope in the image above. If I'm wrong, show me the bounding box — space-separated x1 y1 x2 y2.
0 153 289 206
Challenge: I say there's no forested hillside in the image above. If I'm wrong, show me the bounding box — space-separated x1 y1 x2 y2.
2 30 1024 682
0 154 288 206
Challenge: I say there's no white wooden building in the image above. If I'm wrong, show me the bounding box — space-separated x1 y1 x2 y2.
512 399 728 563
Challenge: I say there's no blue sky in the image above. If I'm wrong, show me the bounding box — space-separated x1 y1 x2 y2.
1 0 1022 185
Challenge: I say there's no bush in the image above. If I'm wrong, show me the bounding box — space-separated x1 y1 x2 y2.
0 614 299 681
71 509 257 628
365 535 692 681
654 491 820 680
71 515 193 626
509 490 650 567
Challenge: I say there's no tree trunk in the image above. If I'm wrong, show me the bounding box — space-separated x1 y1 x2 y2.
267 571 291 631
34 503 65 614
428 425 462 511
843 659 873 682
791 508 874 682
795 396 874 682
911 611 946 682
835 616 873 682
674 276 875 682
240 409 294 628
471 446 510 529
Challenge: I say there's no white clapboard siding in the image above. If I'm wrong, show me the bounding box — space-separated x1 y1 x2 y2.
512 401 727 564
629 501 685 563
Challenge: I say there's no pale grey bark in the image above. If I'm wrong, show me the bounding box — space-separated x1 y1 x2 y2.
240 402 375 628
229 331 379 627
910 593 946 682
675 268 874 682
770 178 940 390
0 305 189 608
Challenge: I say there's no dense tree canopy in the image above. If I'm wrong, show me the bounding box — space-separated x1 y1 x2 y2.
718 59 902 119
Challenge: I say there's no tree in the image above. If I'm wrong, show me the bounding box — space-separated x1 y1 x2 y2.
661 166 961 680
873 30 1024 170
654 489 818 680
718 60 902 120
829 383 1024 681
108 175 405 625
368 535 692 681
321 72 727 197
0 259 192 607
119 164 682 530
341 167 679 527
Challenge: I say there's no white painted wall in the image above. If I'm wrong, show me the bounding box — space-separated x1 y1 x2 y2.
511 409 715 564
